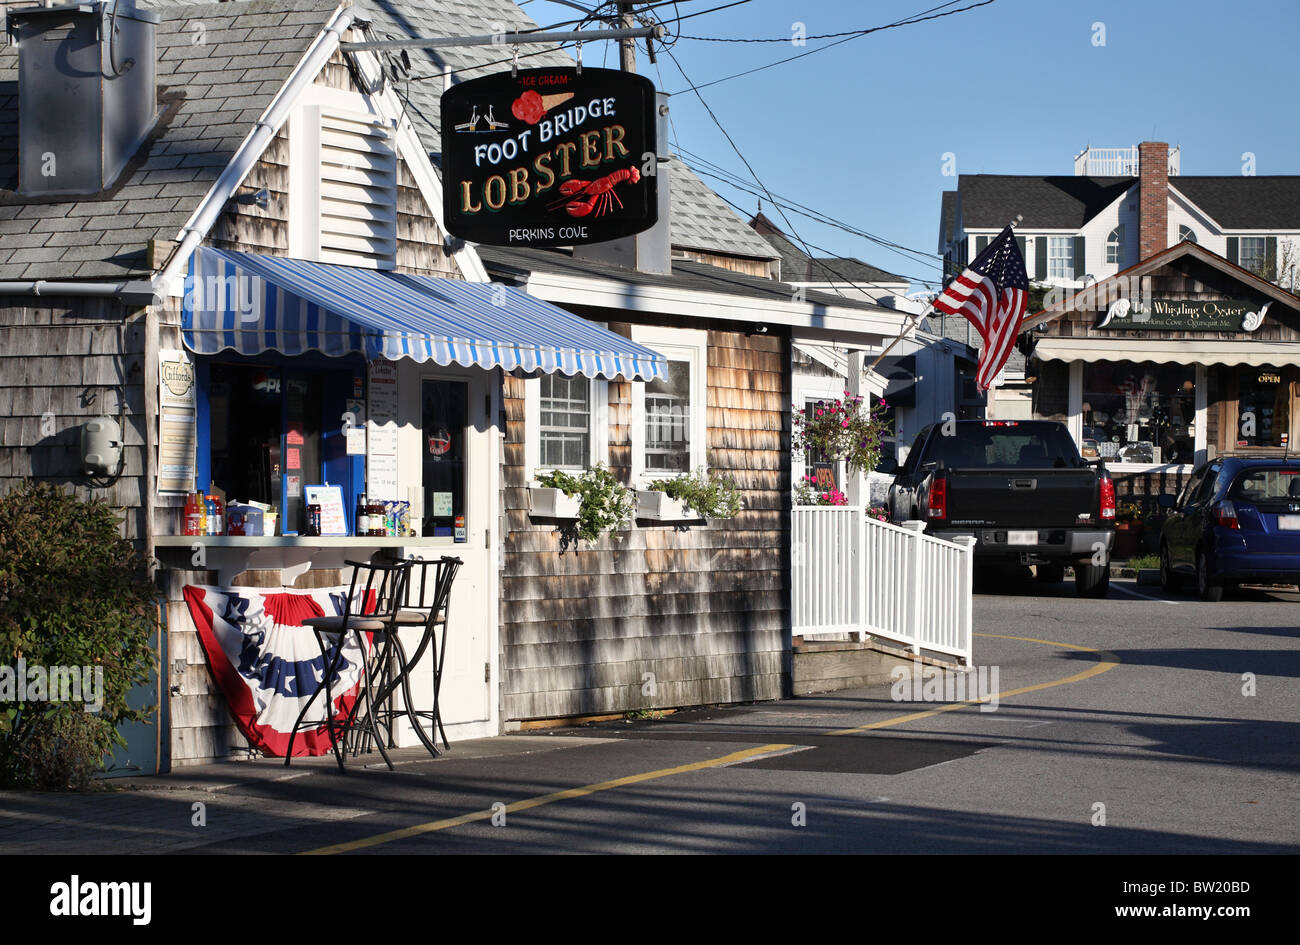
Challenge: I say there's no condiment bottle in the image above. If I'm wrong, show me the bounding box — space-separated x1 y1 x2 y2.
356 492 369 537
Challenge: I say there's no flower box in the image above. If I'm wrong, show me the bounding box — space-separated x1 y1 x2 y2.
529 487 580 519
636 490 703 522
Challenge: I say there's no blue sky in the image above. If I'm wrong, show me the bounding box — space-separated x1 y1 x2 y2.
522 0 1300 289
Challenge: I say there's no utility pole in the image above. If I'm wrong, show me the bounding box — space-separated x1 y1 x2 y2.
618 1 637 73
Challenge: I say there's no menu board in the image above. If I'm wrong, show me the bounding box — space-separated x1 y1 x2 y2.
367 361 400 499
158 349 197 494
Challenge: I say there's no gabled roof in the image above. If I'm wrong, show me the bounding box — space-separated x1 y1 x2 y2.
957 175 1133 230
1171 177 1300 229
671 160 779 259
0 0 341 281
749 211 904 286
1024 240 1300 330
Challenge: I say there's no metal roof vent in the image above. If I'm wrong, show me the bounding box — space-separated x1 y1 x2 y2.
5 0 159 197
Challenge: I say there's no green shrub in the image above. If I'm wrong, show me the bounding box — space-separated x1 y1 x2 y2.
648 467 744 518
0 482 158 789
536 464 633 543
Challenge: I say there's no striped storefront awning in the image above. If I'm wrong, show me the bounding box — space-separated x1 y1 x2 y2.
181 247 667 380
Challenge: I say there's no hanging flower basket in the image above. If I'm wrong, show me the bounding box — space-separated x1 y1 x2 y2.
792 392 891 476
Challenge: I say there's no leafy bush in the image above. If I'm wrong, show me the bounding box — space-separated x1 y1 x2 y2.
536 464 633 543
0 482 158 789
646 467 743 519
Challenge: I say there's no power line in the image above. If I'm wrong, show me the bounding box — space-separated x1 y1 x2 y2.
666 0 997 94
675 144 943 274
662 46 925 309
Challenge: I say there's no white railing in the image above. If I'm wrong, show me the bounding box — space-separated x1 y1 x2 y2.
1073 145 1180 177
792 507 974 664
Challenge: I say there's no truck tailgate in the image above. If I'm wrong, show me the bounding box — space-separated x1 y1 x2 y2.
944 468 1099 529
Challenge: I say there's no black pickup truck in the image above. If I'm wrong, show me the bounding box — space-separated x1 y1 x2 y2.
887 420 1116 597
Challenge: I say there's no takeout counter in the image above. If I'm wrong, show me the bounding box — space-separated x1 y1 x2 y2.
153 535 460 585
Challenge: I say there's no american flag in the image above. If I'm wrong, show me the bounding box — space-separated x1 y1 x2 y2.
933 225 1029 391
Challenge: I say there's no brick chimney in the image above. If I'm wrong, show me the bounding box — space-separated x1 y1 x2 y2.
1138 141 1169 259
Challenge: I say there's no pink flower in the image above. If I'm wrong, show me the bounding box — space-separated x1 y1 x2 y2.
816 409 823 416
841 420 849 428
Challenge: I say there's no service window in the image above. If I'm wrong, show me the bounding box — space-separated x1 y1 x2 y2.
199 359 360 535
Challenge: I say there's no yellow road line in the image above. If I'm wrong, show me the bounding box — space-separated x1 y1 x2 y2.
825 632 1120 735
304 633 1119 854
301 742 794 855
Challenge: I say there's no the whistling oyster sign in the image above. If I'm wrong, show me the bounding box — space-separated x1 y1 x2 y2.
440 67 658 247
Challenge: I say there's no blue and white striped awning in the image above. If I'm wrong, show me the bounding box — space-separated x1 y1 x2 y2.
181 247 666 380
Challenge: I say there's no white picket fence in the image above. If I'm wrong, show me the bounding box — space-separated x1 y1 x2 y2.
792 507 975 664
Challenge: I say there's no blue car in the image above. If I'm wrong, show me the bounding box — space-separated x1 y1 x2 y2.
1159 456 1300 601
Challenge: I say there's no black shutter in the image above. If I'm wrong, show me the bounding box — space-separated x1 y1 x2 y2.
1226 237 1239 265
976 235 989 255
1266 237 1278 281
1035 236 1047 280
1016 235 1027 262
1074 236 1086 279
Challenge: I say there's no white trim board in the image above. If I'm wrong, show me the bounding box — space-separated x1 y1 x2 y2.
519 270 907 342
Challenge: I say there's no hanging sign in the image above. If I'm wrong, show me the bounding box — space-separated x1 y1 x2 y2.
440 67 658 247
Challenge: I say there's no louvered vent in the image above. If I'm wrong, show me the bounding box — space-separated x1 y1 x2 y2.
317 111 397 268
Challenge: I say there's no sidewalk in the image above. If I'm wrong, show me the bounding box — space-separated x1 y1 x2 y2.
0 735 605 855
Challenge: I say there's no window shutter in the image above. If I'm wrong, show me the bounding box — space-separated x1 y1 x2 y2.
317 112 397 268
1226 237 1239 265
976 235 989 254
1015 235 1027 261
1073 236 1086 279
1035 236 1047 280
1266 237 1278 281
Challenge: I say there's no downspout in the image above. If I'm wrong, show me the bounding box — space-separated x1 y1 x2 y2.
152 4 356 298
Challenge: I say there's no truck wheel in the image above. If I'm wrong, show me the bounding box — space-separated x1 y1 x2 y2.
1197 551 1225 602
1075 562 1110 598
1036 563 1065 584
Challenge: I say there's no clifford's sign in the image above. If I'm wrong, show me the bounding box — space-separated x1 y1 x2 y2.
1098 298 1270 332
440 67 658 247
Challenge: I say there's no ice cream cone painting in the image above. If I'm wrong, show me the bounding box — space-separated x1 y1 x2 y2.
512 90 575 125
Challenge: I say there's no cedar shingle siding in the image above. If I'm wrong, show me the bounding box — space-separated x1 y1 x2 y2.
500 329 790 720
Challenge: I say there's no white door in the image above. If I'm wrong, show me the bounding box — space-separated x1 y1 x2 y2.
395 363 498 744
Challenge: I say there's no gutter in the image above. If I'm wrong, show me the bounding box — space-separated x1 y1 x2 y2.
152 3 356 298
0 279 156 303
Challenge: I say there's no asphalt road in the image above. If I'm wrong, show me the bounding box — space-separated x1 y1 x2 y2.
3 576 1297 857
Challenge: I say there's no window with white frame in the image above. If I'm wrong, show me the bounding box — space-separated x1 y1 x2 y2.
1239 236 1268 275
1048 236 1074 279
525 374 607 476
539 373 592 469
1178 224 1198 244
1105 226 1123 265
631 326 707 481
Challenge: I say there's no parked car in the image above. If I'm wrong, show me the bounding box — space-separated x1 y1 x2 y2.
887 420 1116 597
1158 456 1300 600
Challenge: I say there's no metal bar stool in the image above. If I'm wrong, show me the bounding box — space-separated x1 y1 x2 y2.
371 555 462 757
284 558 410 772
